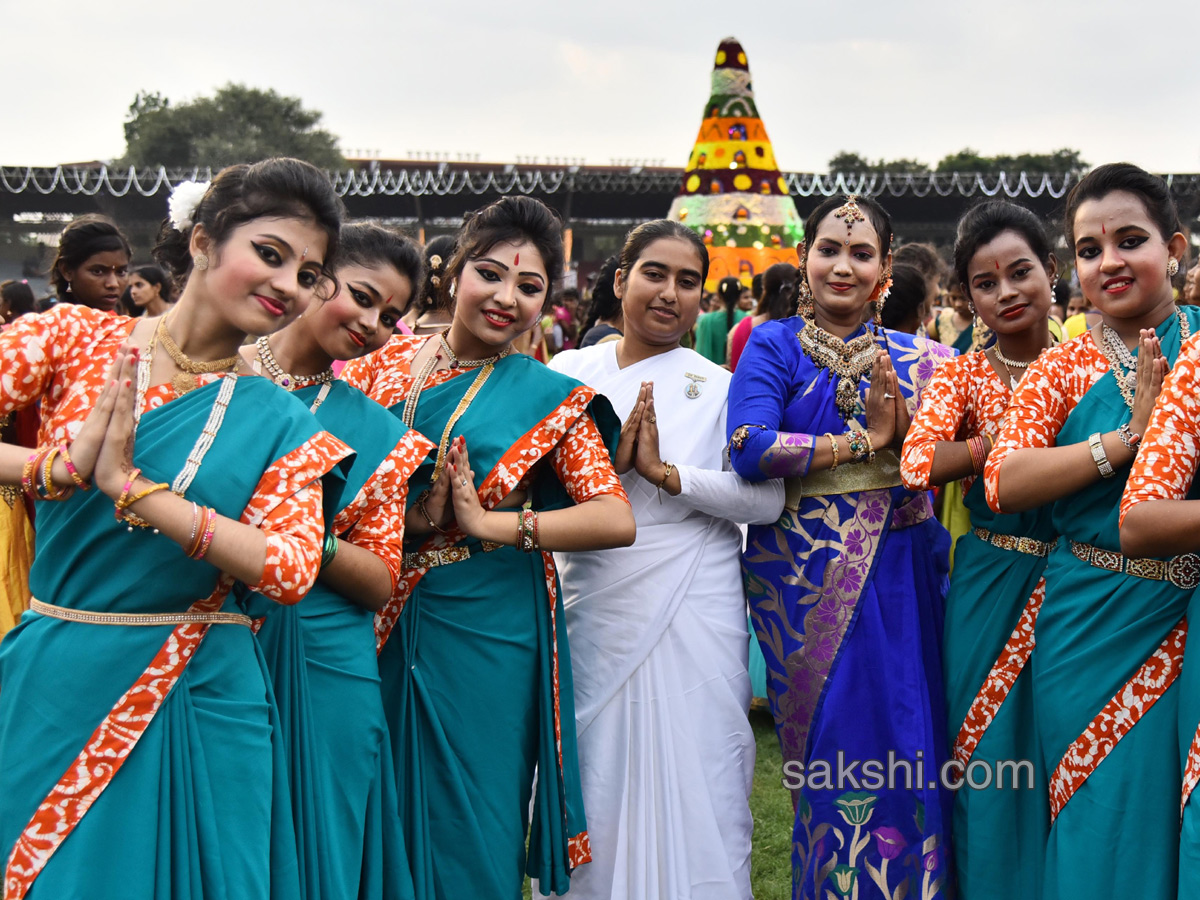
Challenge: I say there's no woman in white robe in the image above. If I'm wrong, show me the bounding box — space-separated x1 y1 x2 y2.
546 220 784 900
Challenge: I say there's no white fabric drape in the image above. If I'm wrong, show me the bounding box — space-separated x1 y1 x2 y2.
545 343 783 900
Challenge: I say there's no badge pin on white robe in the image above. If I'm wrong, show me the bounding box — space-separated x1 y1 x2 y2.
684 371 707 399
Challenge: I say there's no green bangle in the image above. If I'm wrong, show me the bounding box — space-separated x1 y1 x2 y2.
321 532 339 568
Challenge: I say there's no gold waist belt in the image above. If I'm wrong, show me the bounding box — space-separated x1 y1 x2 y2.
403 540 503 570
972 527 1057 558
30 598 253 627
1067 540 1200 591
784 448 903 510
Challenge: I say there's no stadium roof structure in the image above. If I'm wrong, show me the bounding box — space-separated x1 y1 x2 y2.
3 162 1199 230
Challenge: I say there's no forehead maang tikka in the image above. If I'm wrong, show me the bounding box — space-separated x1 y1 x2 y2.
833 195 867 244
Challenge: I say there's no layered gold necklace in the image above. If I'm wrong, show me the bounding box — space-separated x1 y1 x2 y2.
797 322 878 420
157 316 240 393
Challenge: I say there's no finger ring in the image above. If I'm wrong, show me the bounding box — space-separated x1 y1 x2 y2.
883 392 895 399
649 416 657 423
460 479 468 487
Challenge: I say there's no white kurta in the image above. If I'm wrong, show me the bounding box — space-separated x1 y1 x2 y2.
546 343 784 900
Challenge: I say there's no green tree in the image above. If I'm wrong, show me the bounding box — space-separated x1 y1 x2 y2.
828 152 930 174
935 147 1087 175
121 84 345 170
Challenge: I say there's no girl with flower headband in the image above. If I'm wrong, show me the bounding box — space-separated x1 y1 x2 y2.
341 195 634 899
986 163 1196 900
236 222 434 900
727 194 956 900
0 158 351 900
901 199 1059 900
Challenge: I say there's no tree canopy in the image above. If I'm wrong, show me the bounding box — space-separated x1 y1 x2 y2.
828 148 1088 176
828 152 930 175
121 84 345 170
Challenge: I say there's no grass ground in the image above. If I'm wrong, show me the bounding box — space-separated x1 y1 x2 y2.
523 709 793 899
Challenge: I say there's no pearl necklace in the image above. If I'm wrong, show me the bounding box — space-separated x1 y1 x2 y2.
438 331 511 369
254 336 334 390
133 321 237 506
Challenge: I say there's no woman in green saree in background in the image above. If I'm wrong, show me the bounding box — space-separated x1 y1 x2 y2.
985 163 1198 900
239 224 435 900
0 159 350 899
342 196 635 900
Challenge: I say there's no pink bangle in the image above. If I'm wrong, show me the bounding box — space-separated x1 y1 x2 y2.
193 507 217 560
21 449 43 500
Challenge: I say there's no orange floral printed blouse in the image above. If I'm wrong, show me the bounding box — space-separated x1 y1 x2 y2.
341 335 626 505
330 426 434 593
984 334 1110 514
902 351 1014 494
0 304 346 603
1120 332 1200 522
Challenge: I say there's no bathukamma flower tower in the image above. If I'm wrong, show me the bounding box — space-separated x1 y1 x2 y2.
667 37 803 291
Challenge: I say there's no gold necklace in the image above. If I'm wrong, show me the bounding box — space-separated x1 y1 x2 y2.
253 336 334 390
439 331 511 369
797 322 878 420
157 316 240 394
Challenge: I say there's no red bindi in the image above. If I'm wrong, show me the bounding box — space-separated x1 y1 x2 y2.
513 253 520 265
384 295 393 304
1101 224 1106 234
995 261 1000 270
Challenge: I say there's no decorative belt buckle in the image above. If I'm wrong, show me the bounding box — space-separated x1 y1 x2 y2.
1015 537 1042 557
1168 553 1200 590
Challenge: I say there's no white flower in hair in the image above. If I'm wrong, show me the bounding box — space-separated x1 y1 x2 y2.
168 180 211 232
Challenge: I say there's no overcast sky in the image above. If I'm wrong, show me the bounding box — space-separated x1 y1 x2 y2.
7 0 1198 173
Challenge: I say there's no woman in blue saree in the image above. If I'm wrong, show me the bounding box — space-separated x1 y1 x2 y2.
239 223 435 900
342 196 635 900
728 195 955 900
0 159 350 899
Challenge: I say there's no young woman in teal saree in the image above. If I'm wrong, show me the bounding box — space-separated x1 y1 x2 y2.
985 164 1196 900
1121 332 1200 900
0 160 350 900
902 200 1059 899
239 224 435 900
342 196 635 900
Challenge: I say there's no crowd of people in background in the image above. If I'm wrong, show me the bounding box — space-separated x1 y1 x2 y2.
3 159 1200 900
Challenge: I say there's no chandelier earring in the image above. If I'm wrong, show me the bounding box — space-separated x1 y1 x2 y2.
193 254 210 271
797 274 815 320
1168 258 1180 278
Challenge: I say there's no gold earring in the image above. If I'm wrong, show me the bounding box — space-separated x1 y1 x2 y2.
1168 258 1180 278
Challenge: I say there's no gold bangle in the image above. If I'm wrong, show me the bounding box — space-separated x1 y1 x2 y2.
655 462 675 504
39 445 73 501
118 482 170 510
825 432 839 471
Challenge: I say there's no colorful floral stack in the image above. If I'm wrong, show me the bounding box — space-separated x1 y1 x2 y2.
667 37 804 291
